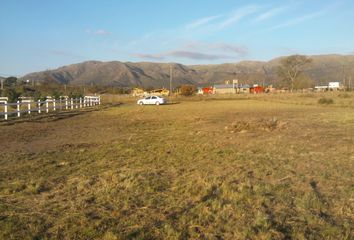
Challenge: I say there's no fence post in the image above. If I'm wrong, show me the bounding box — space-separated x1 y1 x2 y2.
65 98 68 110
46 99 49 113
75 98 78 109
4 101 8 120
28 101 31 114
71 98 74 110
38 100 41 113
53 99 56 111
98 96 101 105
80 98 82 108
17 101 20 117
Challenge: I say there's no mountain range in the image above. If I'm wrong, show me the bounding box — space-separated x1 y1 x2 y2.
20 54 354 88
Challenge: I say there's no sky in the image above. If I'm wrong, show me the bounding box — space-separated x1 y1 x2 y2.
0 0 354 76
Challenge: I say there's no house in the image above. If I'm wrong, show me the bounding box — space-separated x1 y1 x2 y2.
237 84 251 93
314 85 328 92
265 85 276 93
250 85 264 94
213 84 236 94
149 88 169 96
328 82 341 91
132 88 145 97
197 87 213 95
315 82 342 92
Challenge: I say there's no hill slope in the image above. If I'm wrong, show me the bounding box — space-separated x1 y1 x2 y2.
21 54 354 88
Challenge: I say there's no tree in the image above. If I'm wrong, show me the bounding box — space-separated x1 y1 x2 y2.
294 74 314 90
4 77 18 87
277 55 312 92
180 84 196 96
2 88 21 103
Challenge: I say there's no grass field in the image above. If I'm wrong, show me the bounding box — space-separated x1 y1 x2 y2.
0 93 353 239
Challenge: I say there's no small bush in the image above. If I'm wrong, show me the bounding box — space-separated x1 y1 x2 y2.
318 97 334 105
180 85 196 96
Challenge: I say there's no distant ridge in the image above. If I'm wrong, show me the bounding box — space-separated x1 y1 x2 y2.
21 54 354 88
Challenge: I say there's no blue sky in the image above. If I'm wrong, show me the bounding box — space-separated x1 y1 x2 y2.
1 0 353 76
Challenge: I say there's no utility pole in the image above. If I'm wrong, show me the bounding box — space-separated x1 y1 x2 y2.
169 64 173 96
342 65 346 91
64 84 67 95
262 66 268 88
0 79 3 90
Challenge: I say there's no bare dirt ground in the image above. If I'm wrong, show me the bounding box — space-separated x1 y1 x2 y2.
0 94 353 239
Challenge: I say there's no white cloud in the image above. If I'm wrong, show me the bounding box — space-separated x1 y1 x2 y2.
134 41 248 61
217 5 260 29
185 15 221 30
85 29 111 36
134 51 235 61
254 7 286 22
134 53 164 60
94 29 111 36
184 41 248 56
268 10 326 31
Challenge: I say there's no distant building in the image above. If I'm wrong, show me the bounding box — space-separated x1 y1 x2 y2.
149 88 169 96
132 88 145 97
213 84 235 94
328 82 340 90
197 87 213 95
265 85 276 93
213 83 266 94
315 82 342 92
314 85 328 92
212 80 273 94
250 85 264 94
237 84 251 93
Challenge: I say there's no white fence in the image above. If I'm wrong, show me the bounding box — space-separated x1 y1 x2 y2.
0 96 100 121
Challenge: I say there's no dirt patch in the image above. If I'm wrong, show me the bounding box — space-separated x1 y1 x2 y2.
225 118 288 133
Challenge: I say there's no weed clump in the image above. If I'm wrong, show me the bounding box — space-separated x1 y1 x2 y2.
318 97 334 105
226 118 287 133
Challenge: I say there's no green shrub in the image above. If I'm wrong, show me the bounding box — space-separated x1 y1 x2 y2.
318 97 334 104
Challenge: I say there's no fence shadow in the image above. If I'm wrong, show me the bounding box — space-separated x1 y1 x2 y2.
0 103 121 126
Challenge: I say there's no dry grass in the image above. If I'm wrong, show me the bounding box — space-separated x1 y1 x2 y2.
0 94 353 239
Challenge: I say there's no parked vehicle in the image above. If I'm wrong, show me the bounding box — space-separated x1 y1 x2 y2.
137 96 167 105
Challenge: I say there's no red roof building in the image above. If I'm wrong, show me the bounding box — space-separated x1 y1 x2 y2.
202 87 213 94
250 86 264 94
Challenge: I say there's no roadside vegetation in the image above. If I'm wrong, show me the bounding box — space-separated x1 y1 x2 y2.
0 94 353 239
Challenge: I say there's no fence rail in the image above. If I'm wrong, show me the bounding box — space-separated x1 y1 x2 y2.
0 96 100 121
